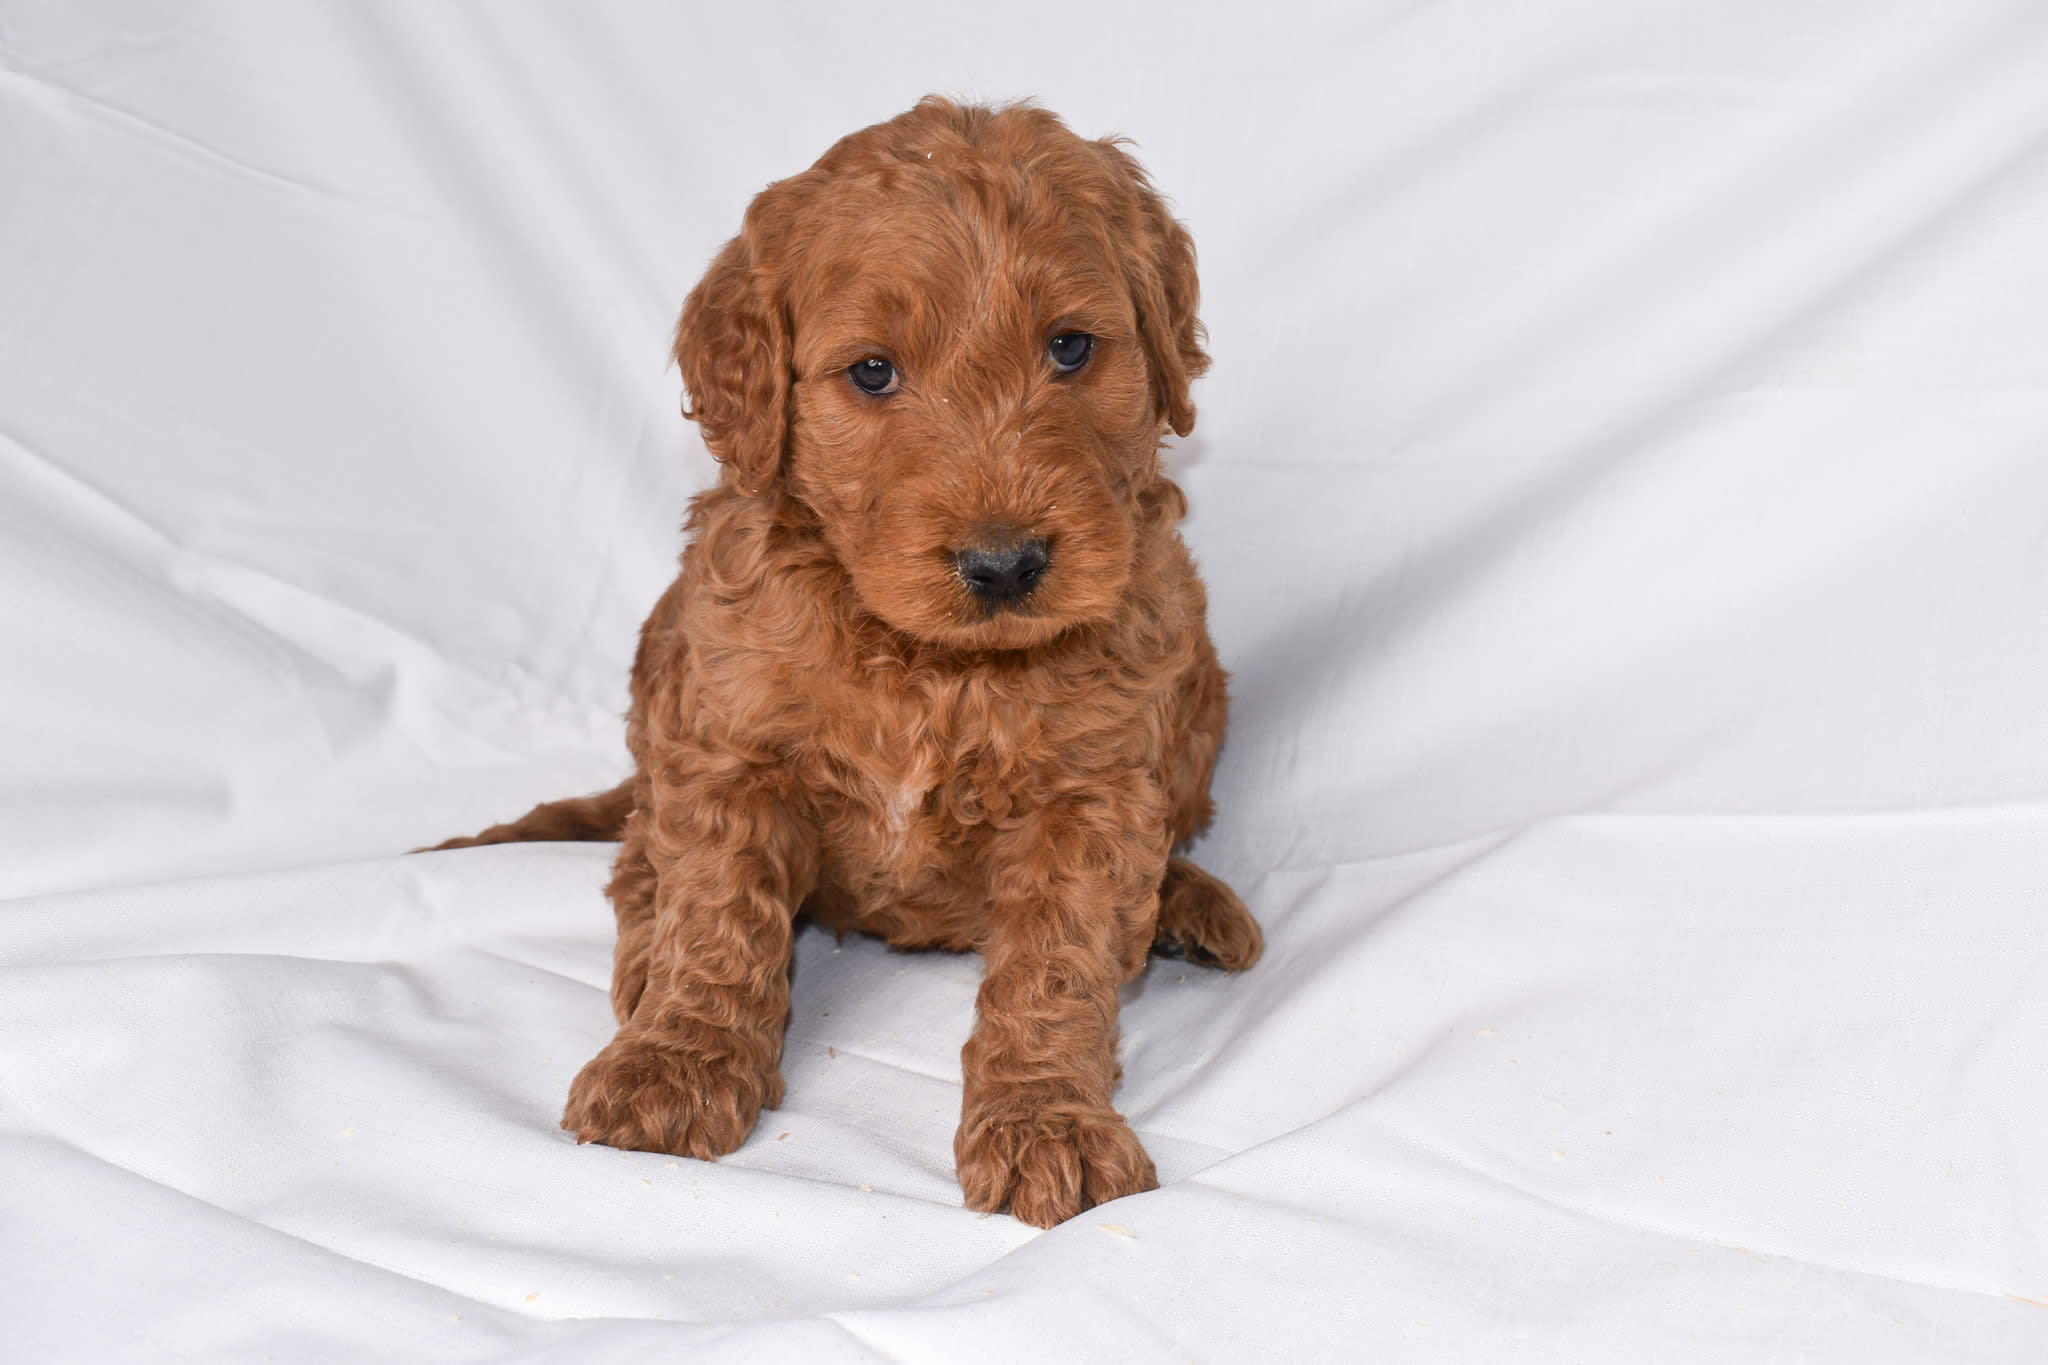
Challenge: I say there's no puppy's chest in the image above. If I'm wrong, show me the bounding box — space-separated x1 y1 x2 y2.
806 676 1101 890
820 691 1033 842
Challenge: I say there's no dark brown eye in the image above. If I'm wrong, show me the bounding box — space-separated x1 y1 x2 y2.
848 357 898 395
1047 332 1093 373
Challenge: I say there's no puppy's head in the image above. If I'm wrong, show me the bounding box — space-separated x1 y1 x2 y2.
675 98 1207 651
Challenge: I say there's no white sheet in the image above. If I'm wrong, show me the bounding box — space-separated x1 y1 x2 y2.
6 3 2048 1359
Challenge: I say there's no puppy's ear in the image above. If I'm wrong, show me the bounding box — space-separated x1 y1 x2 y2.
1101 143 1210 438
674 229 790 494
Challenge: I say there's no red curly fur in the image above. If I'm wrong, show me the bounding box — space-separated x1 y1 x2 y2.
433 98 1260 1227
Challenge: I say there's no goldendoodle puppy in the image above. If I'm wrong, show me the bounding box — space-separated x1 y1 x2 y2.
436 98 1260 1227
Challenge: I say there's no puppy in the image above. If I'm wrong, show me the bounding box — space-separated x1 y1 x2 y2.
436 98 1260 1227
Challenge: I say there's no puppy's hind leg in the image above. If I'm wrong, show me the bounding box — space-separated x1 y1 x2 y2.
1150 857 1262 971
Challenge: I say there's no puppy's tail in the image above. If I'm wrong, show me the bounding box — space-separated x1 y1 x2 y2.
418 778 634 852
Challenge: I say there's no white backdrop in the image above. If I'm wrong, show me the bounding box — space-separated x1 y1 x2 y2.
6 3 2048 1360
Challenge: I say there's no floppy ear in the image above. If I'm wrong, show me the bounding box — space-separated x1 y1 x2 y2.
673 228 790 495
1100 142 1210 438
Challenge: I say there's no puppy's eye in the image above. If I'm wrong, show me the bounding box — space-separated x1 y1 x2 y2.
848 357 899 395
1047 332 1093 373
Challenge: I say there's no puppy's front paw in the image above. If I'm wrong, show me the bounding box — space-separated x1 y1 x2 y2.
956 1102 1159 1227
562 1030 780 1159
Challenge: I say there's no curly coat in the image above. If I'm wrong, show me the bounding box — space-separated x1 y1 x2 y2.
437 98 1260 1227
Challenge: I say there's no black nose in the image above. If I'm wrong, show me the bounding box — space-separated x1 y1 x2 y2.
954 538 1050 604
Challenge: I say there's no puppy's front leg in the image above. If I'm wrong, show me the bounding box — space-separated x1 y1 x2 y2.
956 791 1167 1227
562 765 812 1160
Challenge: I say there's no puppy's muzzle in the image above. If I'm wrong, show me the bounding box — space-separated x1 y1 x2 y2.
954 538 1050 607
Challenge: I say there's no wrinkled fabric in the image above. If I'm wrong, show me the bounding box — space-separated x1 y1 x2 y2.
4 3 2048 1360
